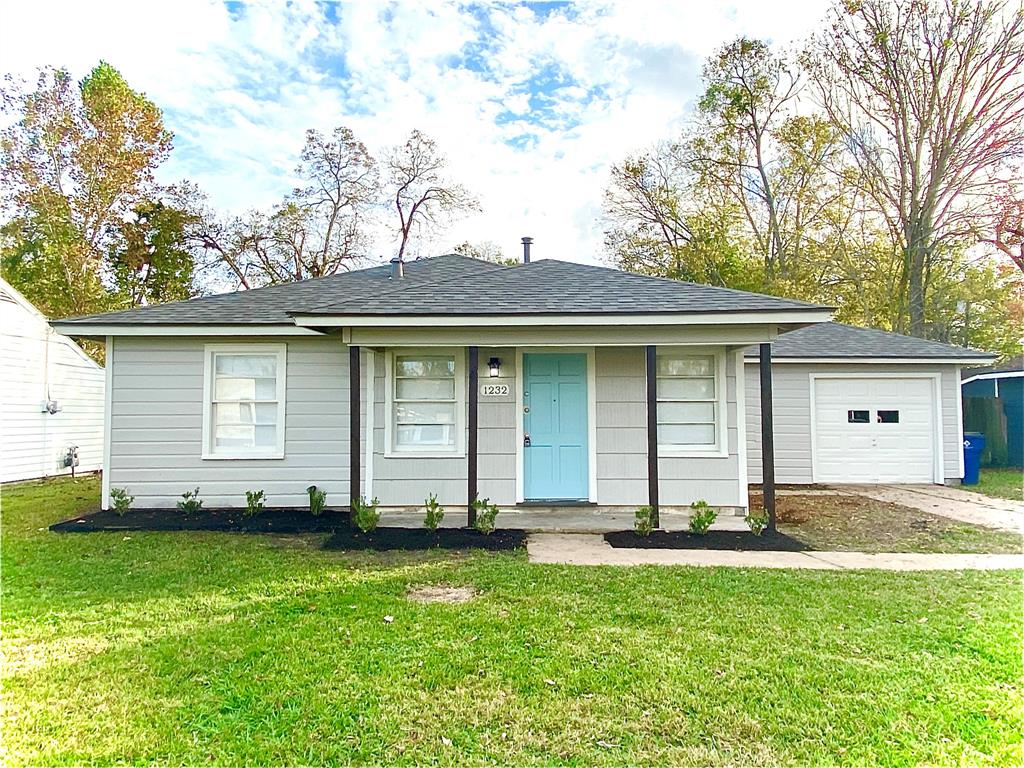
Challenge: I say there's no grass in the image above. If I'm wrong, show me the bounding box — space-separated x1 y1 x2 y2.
972 467 1024 502
3 476 1022 766
753 493 1023 554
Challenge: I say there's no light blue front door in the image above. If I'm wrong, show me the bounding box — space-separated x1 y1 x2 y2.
523 353 589 500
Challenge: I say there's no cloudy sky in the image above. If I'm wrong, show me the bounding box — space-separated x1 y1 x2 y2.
2 0 830 265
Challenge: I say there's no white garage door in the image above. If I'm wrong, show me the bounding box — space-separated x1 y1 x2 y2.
812 377 937 483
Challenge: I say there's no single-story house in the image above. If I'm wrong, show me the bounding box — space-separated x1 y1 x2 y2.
962 356 1024 467
51 253 994 520
1 277 105 483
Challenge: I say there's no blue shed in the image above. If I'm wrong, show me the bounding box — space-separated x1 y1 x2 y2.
962 356 1024 468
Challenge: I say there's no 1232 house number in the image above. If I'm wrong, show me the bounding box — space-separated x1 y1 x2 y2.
480 383 510 396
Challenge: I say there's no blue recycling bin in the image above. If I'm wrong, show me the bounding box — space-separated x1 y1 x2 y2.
962 432 986 485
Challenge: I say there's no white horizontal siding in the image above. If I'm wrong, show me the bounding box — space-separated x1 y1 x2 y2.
1 294 105 482
370 346 516 507
596 346 742 507
108 336 348 508
744 361 963 484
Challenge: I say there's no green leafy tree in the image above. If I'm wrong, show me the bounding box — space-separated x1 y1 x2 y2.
0 62 173 318
108 199 197 308
602 144 758 288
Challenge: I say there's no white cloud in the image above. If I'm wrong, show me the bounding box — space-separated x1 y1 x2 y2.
1 0 831 267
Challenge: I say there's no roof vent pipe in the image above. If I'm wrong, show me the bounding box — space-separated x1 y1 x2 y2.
389 257 404 279
521 236 533 264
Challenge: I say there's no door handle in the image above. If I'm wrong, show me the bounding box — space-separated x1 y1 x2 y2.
524 433 531 447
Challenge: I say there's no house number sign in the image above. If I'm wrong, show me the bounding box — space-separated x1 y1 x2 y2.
480 383 510 396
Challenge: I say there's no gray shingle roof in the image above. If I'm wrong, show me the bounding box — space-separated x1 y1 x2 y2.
744 322 995 361
299 258 828 316
53 255 829 326
54 255 504 325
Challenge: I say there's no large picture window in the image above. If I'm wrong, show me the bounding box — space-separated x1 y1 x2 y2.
656 351 723 453
203 345 286 459
388 351 463 455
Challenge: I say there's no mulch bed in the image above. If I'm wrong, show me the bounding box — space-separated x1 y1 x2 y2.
50 507 351 533
323 527 527 552
49 507 527 551
604 529 811 551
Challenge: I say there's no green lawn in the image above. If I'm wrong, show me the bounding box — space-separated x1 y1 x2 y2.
973 467 1024 502
3 477 1022 766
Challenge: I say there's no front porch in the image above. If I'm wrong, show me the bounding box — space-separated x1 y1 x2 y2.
348 341 782 531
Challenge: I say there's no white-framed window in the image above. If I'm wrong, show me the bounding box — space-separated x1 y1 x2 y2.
385 348 465 457
656 349 726 456
202 344 287 459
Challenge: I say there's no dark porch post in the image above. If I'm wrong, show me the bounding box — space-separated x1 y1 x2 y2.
349 345 361 524
759 342 776 530
645 345 660 528
467 346 479 527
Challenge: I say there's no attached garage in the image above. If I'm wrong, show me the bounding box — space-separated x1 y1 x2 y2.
810 375 938 483
745 323 995 486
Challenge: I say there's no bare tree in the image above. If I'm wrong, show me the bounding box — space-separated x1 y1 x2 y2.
386 130 478 262
194 127 378 288
688 38 802 281
452 240 517 265
981 183 1024 272
807 0 1024 335
603 144 695 260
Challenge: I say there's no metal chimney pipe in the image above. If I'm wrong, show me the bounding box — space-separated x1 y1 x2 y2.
521 236 533 264
389 257 404 279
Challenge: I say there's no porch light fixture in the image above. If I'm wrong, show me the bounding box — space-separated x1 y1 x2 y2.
487 357 501 377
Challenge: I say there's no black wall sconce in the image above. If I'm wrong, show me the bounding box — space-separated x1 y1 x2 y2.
487 357 501 377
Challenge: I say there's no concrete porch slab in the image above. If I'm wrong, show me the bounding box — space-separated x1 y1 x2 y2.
376 507 748 533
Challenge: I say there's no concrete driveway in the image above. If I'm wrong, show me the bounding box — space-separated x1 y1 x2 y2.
836 484 1024 535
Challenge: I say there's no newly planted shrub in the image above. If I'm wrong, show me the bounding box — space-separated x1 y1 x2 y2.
423 493 445 530
353 496 380 533
634 505 655 536
177 487 203 514
110 487 134 516
688 499 717 535
471 497 500 535
245 490 266 517
745 509 770 536
306 485 327 516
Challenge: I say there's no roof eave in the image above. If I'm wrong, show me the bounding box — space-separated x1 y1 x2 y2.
291 309 834 328
742 354 998 364
49 321 328 338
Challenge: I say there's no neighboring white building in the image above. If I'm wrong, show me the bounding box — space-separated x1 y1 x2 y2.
1 278 105 483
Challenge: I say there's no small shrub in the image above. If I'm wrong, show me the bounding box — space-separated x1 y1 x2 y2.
471 497 499 535
177 487 203 514
353 496 380 533
745 509 770 536
245 489 266 517
306 485 327 516
423 493 445 530
110 487 134 516
634 505 655 536
688 499 717 535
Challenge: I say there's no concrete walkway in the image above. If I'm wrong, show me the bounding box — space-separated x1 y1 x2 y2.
837 483 1024 534
527 533 1024 570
